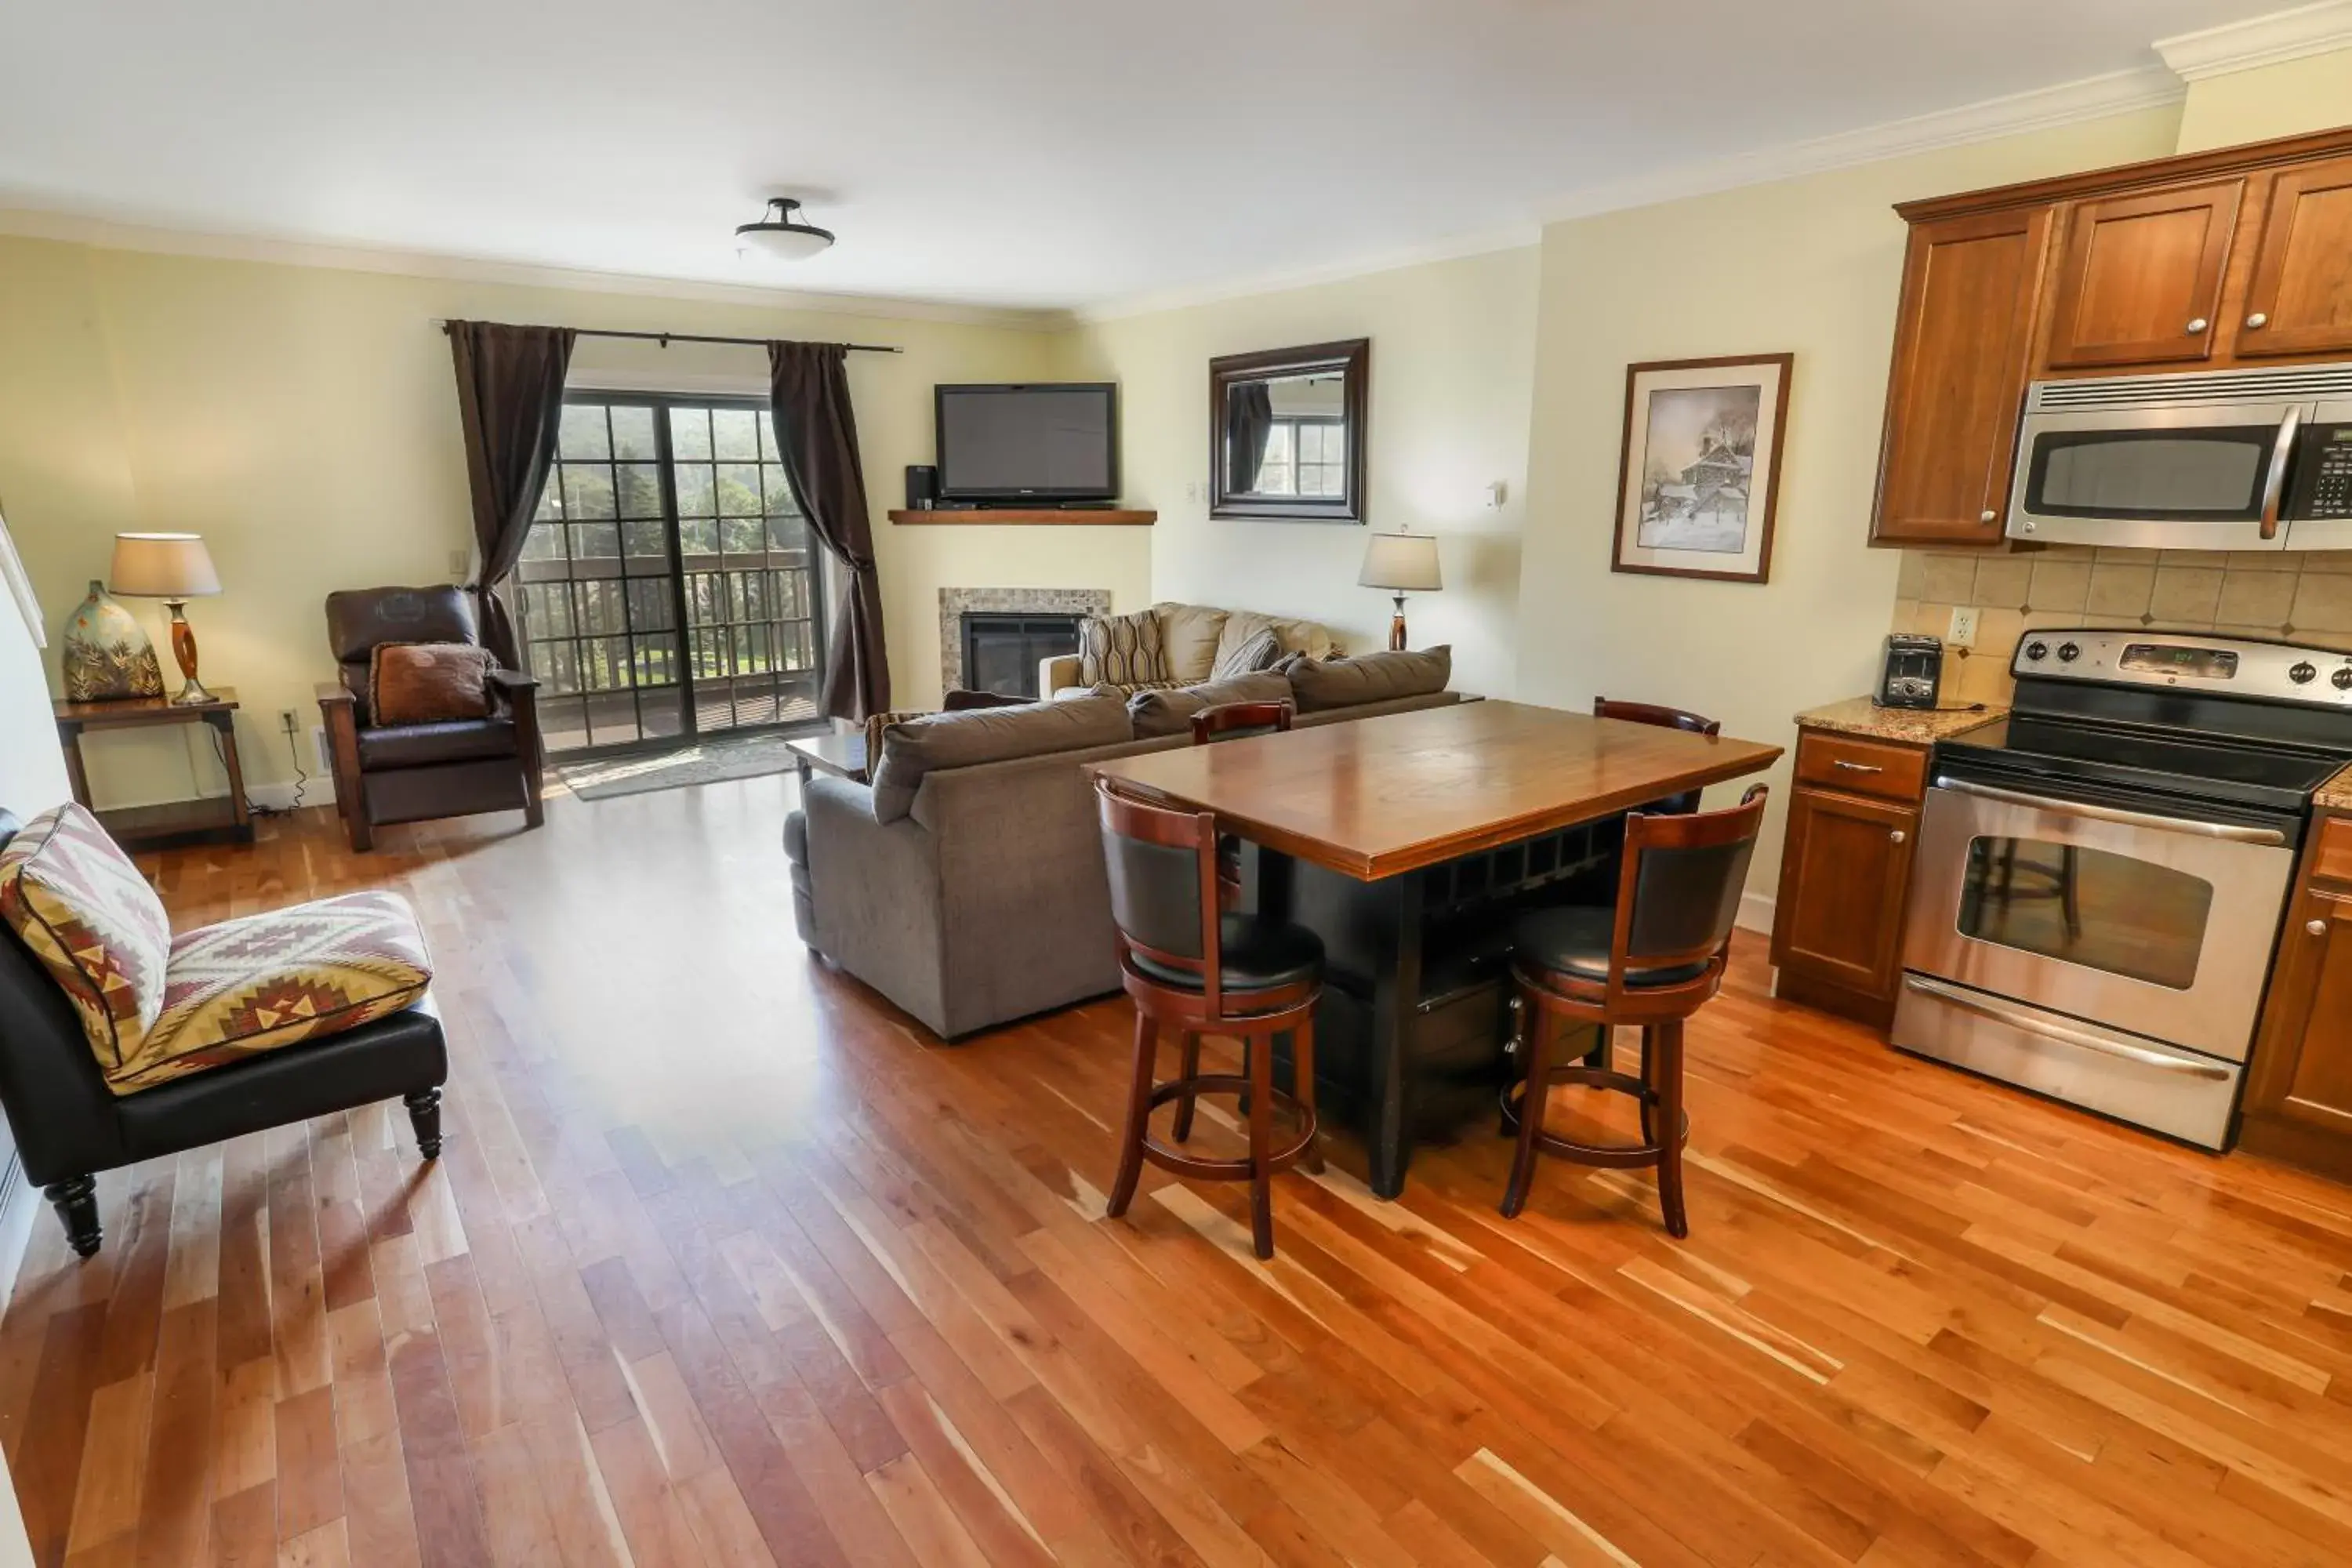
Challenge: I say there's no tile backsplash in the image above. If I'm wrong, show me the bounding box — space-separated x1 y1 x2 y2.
1892 546 2352 707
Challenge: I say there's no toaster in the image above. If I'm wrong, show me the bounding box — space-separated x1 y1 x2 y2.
1878 634 1943 710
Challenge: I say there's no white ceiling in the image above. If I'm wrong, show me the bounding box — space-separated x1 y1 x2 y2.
0 1 2304 315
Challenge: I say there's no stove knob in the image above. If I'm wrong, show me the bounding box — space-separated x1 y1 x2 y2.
2024 640 2049 662
2057 641 2081 663
2291 661 2318 685
2336 667 2352 691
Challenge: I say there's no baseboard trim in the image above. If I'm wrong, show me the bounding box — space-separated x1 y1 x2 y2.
1737 889 1777 937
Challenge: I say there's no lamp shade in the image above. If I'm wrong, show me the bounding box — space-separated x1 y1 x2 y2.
110 533 221 598
1357 531 1442 592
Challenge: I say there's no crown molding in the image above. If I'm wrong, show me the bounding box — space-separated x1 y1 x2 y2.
1538 63 2184 223
0 205 1073 332
2155 0 2352 81
1072 223 1541 325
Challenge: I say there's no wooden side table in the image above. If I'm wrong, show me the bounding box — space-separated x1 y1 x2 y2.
53 689 255 851
786 731 868 787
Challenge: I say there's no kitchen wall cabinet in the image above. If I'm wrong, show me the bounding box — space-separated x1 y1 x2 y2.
2241 814 2352 1181
2238 154 2352 358
1871 125 2352 550
1770 731 1925 1027
1868 209 2052 546
2042 180 2242 369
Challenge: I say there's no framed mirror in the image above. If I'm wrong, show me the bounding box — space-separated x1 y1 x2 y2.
1209 339 1369 523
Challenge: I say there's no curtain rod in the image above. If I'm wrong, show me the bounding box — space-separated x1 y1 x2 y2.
434 321 901 354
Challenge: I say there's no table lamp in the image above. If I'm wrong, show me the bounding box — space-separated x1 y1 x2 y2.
110 532 223 705
1357 530 1442 651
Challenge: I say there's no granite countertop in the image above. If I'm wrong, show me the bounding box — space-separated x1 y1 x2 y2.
1794 696 2007 746
2319 761 2352 814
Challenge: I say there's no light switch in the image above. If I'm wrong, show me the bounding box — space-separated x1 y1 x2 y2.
448 548 470 576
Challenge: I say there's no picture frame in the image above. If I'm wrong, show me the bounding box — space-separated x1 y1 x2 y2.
1610 353 1792 584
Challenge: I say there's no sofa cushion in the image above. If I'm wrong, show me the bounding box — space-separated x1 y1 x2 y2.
118 891 434 1095
870 694 1133 822
1127 671 1295 739
1285 645 1453 712
356 717 518 771
0 803 172 1076
1076 609 1170 688
1214 609 1339 670
1152 603 1231 684
1208 626 1284 681
369 642 493 727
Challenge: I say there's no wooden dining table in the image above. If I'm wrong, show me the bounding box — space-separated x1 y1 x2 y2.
1091 698 1783 1196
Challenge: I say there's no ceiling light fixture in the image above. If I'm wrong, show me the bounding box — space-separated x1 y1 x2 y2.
735 197 835 260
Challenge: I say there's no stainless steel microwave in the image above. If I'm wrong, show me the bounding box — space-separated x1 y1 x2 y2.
2006 361 2352 551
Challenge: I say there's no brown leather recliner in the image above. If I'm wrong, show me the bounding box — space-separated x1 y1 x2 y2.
317 586 544 851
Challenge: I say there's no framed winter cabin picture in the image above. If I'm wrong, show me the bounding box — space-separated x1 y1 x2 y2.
1610 353 1792 584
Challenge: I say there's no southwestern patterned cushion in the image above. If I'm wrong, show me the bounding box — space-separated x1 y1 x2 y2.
1076 608 1170 689
115 891 434 1094
0 804 172 1075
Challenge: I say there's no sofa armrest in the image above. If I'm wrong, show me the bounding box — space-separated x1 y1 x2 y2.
1040 653 1083 697
314 681 355 710
485 667 537 693
800 777 952 1033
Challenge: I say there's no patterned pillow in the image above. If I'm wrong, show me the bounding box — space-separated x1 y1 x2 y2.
1076 609 1170 688
1208 626 1283 682
117 891 433 1094
0 804 172 1076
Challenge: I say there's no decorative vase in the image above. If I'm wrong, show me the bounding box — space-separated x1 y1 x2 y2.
60 579 164 702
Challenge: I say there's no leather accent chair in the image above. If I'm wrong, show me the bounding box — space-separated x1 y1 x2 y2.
318 586 544 851
0 809 448 1258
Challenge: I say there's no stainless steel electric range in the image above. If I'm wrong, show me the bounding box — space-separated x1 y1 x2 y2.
1893 628 2352 1149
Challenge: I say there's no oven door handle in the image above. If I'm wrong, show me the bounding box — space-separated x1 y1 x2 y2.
2259 406 2303 543
1931 776 2288 846
1902 976 2235 1080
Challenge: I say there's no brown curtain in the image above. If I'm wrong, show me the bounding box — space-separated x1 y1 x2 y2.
768 342 890 720
447 321 576 670
1228 382 1274 494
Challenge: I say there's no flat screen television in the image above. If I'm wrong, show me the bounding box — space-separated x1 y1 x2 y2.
935 383 1118 503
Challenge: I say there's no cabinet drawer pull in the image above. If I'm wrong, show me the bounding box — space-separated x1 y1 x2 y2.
1832 760 1884 775
2187 317 2209 334
2310 919 2329 937
1890 829 1907 845
1980 510 1998 523
2245 312 2268 329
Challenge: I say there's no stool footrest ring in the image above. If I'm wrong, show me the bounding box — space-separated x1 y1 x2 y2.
1500 1068 1690 1171
1141 1074 1318 1180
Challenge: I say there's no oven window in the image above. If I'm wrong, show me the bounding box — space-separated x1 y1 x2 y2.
1957 837 2213 989
2025 428 2271 520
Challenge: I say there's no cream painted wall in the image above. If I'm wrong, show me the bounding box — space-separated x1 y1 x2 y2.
1513 107 2187 915
0 234 1145 806
2175 44 2352 151
1065 247 1540 699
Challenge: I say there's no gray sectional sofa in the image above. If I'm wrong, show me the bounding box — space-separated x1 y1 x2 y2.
785 649 1464 1039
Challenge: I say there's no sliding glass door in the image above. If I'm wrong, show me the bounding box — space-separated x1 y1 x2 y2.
515 394 826 755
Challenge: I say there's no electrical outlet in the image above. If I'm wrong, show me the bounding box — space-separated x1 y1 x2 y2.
1483 481 1507 510
278 708 298 733
1948 606 1980 649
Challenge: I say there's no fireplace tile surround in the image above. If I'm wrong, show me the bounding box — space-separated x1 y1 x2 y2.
938 586 1112 694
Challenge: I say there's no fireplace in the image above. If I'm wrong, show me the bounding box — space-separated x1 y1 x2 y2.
960 612 1083 699
938 586 1112 697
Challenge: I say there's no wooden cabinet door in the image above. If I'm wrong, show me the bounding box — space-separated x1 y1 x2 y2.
1769 787 1917 1000
2245 888 2352 1145
2043 180 2244 369
1870 206 2053 546
2235 154 2352 358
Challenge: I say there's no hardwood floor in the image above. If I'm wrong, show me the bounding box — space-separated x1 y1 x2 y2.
6 782 2352 1567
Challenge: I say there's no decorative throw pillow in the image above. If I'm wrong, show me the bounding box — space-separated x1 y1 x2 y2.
368 642 494 727
1285 645 1454 712
1076 609 1170 689
1207 626 1283 682
862 709 931 765
118 891 433 1094
0 804 172 1076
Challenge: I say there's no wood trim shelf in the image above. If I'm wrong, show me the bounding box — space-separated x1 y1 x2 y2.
887 508 1156 526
